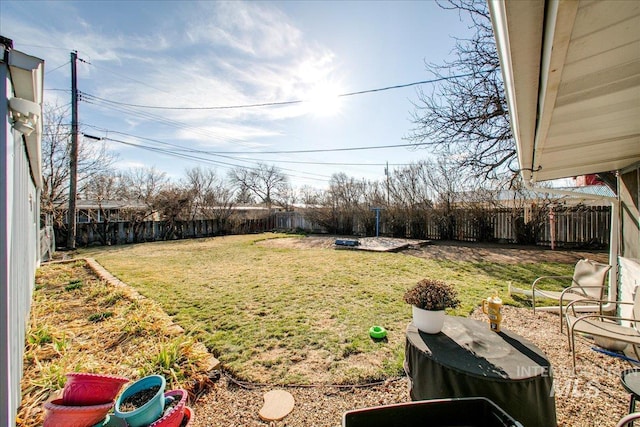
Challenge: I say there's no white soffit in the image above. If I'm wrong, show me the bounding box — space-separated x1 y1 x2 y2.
8 50 44 188
491 0 640 183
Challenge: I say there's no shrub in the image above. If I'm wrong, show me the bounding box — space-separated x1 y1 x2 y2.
403 278 460 311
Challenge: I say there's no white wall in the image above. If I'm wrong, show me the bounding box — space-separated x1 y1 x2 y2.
1 44 43 427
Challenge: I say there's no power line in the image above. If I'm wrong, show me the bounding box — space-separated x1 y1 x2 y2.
46 61 70 75
81 124 428 156
84 126 418 182
80 92 255 147
192 141 429 155
15 43 71 51
88 62 171 94
104 136 332 182
78 71 487 111
82 124 335 181
241 158 411 167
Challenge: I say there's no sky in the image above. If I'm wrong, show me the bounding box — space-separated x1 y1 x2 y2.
1 1 474 189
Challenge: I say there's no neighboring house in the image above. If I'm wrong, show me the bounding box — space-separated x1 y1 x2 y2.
489 0 640 305
64 199 159 223
0 37 44 426
493 184 615 208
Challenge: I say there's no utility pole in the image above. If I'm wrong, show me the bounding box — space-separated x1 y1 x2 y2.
67 51 78 249
385 161 390 205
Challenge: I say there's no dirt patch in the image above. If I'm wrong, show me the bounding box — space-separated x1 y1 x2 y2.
260 236 609 264
407 240 609 264
286 350 333 383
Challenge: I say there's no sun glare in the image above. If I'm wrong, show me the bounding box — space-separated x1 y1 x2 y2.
306 81 343 117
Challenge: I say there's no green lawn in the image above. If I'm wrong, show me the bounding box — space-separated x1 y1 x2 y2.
80 233 573 384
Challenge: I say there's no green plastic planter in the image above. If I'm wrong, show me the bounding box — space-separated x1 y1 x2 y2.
114 375 166 427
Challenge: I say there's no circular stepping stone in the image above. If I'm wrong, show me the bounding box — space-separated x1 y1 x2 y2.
258 389 295 421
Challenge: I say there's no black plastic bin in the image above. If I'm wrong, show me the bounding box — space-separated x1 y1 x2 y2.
342 397 523 427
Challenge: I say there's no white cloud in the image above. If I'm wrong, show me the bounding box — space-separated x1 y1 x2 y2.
187 2 304 59
2 0 344 182
174 124 282 147
74 1 342 145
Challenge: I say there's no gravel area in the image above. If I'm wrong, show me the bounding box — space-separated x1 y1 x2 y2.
191 306 633 427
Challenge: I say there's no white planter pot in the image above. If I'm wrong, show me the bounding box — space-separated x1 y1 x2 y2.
412 306 445 334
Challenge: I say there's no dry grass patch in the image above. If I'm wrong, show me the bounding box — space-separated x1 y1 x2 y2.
18 260 213 426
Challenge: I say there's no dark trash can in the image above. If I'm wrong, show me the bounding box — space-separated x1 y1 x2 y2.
342 397 523 427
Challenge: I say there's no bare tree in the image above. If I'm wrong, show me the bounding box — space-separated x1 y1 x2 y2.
41 103 72 229
82 171 125 244
407 0 514 182
308 173 370 235
116 167 169 243
154 184 193 239
83 172 123 221
297 185 324 206
228 163 289 210
386 161 436 238
184 167 218 220
201 182 235 233
388 161 436 210
184 167 236 231
41 102 117 235
120 166 168 216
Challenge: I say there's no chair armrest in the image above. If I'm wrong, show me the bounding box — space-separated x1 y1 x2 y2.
532 275 573 291
616 412 640 427
570 313 636 323
568 314 640 335
565 298 632 315
561 285 607 294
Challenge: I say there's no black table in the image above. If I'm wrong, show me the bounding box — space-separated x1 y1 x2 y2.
405 316 556 427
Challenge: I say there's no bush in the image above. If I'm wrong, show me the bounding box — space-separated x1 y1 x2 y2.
403 278 460 311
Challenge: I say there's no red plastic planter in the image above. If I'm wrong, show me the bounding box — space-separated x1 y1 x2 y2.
63 372 129 406
182 407 193 426
43 398 113 427
149 389 189 427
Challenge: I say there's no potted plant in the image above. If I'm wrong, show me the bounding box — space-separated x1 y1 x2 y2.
114 375 167 427
404 278 460 334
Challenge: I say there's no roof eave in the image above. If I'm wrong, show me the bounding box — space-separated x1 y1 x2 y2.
8 49 44 189
489 0 544 184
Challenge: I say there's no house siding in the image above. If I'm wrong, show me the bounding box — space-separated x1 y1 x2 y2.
1 44 42 426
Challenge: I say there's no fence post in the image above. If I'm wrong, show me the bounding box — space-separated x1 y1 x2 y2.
549 207 556 250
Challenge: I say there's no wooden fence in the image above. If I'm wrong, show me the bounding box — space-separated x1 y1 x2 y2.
541 207 611 247
418 207 610 247
64 206 611 248
74 219 223 246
